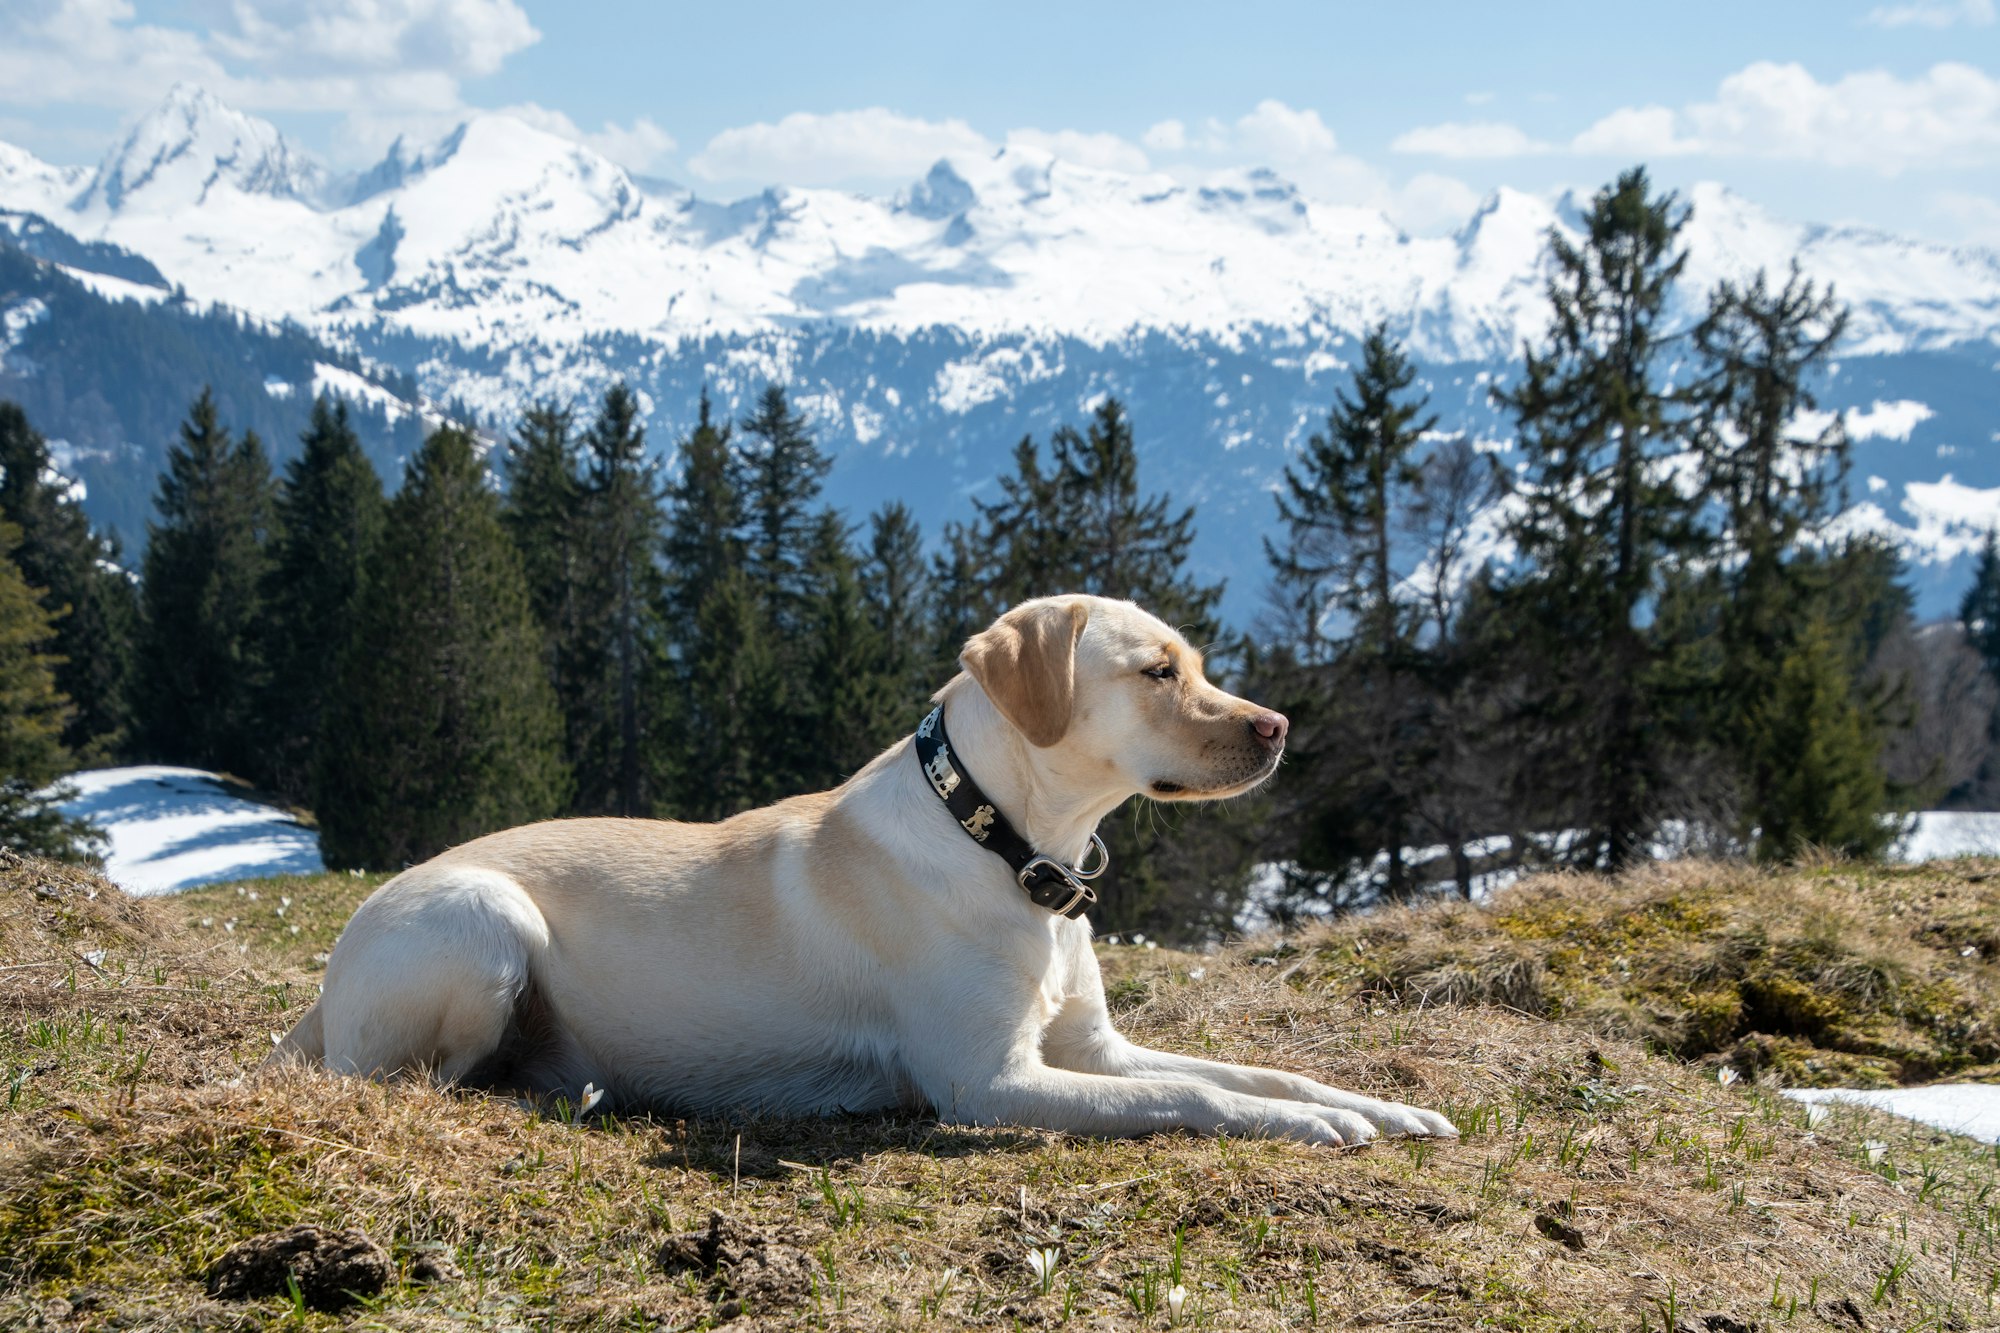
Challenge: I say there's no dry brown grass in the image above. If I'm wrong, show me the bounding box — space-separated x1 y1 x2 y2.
2 853 1998 1330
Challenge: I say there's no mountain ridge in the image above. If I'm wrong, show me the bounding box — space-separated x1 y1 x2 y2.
1 88 1997 626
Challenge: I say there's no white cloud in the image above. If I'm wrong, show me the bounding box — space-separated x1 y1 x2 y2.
690 108 989 186
1863 0 1993 27
1572 61 2000 171
1232 99 1337 159
203 0 538 78
1463 91 1496 106
0 0 225 110
496 101 676 174
0 0 538 116
1390 120 1553 159
1138 98 1480 235
1005 127 1148 173
1571 105 1702 157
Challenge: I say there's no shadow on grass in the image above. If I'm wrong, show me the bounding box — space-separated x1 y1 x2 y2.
631 1111 1045 1180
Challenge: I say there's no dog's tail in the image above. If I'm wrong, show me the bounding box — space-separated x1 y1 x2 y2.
261 998 326 1072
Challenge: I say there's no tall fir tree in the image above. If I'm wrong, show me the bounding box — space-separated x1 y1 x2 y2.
1495 168 1696 870
660 391 742 631
1746 616 1898 861
135 388 276 775
0 522 98 860
740 385 834 634
1690 266 1873 847
1266 326 1438 898
1053 399 1223 634
0 402 135 762
569 383 669 817
928 519 996 673
658 391 764 819
501 399 588 773
862 501 935 710
257 396 385 801
676 567 784 821
1961 531 2000 684
798 510 899 787
316 426 569 868
735 385 843 797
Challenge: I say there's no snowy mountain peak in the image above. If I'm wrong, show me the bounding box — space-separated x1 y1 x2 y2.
898 160 975 221
79 82 322 213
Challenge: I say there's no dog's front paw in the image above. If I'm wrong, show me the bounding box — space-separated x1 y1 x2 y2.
1359 1099 1460 1140
1250 1104 1375 1147
1310 1106 1380 1147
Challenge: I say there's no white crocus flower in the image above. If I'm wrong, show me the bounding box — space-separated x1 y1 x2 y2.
1026 1245 1059 1293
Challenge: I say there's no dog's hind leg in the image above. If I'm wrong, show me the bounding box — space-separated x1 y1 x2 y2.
260 999 325 1071
316 868 551 1084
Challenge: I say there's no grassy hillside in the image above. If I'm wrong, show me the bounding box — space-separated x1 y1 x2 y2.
2 851 1997 1330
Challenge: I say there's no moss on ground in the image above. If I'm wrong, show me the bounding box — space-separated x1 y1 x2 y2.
1307 860 2000 1088
1 853 1997 1330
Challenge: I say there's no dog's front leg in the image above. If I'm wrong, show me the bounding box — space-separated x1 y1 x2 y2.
938 1058 1384 1146
903 1014 1378 1145
1041 987 1458 1141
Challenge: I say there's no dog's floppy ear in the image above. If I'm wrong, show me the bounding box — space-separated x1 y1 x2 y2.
960 599 1089 747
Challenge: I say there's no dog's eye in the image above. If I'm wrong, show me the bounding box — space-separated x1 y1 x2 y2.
1142 663 1176 681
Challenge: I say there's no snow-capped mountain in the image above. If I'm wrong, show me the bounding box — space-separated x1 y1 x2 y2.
15 86 1999 361
2 86 1998 623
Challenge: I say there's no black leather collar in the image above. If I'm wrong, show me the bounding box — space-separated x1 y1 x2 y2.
913 703 1108 919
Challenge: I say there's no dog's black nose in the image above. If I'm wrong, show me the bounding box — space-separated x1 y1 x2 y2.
1250 710 1289 749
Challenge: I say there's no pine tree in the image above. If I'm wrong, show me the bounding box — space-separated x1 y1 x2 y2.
135 388 276 775
658 391 751 818
929 519 996 672
1266 327 1438 898
798 511 898 787
0 401 136 761
676 568 784 820
0 522 98 860
660 391 742 631
976 436 1072 605
1495 168 1696 870
1747 617 1898 861
257 396 385 800
862 501 934 711
1054 399 1223 635
1691 266 1864 845
315 426 568 869
569 383 668 817
501 399 587 766
740 385 833 634
1961 531 2000 683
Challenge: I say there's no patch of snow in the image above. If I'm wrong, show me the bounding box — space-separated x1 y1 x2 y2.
1898 811 2000 860
56 266 169 305
56 766 322 895
311 362 407 423
1784 1086 2000 1144
263 374 294 398
2 295 48 346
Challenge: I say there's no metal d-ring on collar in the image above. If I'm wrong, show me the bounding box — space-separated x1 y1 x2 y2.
913 703 1109 920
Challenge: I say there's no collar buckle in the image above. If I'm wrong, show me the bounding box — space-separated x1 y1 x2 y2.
1018 857 1099 919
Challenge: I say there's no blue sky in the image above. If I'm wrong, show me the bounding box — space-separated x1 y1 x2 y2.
3 0 1997 244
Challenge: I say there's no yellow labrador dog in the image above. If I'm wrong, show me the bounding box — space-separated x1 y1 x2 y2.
270 595 1456 1147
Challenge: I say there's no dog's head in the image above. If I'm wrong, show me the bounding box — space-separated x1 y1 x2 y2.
957 595 1287 801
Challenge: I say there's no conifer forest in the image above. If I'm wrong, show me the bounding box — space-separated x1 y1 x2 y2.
5 171 1997 941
